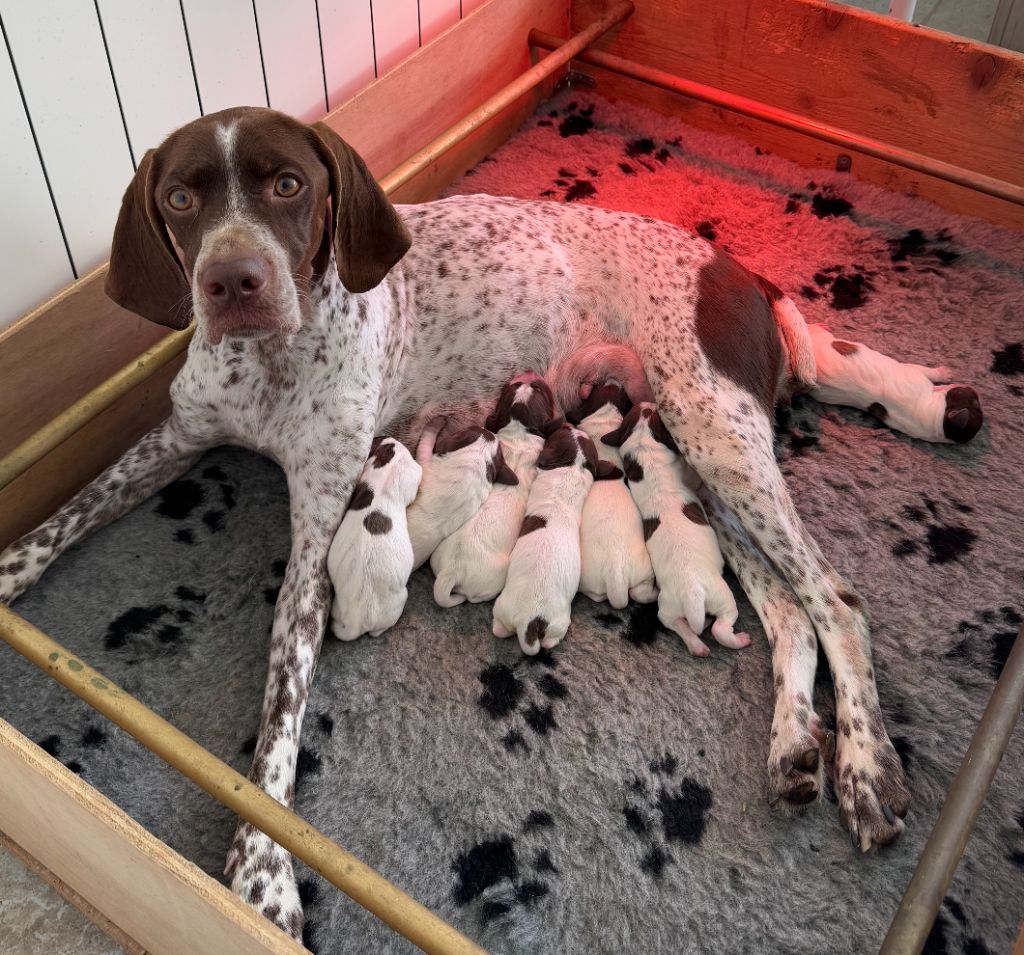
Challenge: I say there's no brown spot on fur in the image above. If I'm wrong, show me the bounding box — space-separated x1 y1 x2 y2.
525 616 548 646
642 516 660 540
693 249 783 413
568 382 632 424
347 481 374 511
682 502 708 525
838 590 866 613
519 514 547 537
363 511 392 534
485 375 556 434
831 340 859 356
866 402 888 421
622 453 644 483
435 426 495 455
369 439 396 468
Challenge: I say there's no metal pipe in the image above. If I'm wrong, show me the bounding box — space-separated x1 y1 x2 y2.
379 2 635 195
0 324 194 491
880 627 1024 955
0 607 486 955
528 31 1024 208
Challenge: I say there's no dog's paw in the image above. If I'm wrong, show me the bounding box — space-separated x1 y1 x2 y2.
227 823 303 940
834 723 911 851
768 711 830 808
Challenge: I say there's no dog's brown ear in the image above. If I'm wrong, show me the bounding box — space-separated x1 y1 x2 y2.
595 460 623 481
105 150 191 328
601 405 641 447
491 445 520 486
310 122 411 293
649 410 680 454
541 416 566 437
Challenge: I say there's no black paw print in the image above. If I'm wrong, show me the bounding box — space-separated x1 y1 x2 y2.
773 396 827 461
103 584 207 657
887 496 977 565
156 464 239 544
477 651 569 753
785 182 854 220
35 721 109 778
947 606 1023 679
544 100 594 138
452 810 561 924
888 227 960 273
991 342 1024 397
618 753 713 878
540 165 599 203
801 263 876 310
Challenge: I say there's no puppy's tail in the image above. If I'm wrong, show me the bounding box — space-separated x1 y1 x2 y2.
416 415 447 466
433 570 466 608
754 275 818 399
606 571 630 611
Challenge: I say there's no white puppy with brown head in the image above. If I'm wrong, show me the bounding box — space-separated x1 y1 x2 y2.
568 382 657 609
602 403 750 658
431 372 555 606
327 437 422 641
493 423 617 655
406 417 519 571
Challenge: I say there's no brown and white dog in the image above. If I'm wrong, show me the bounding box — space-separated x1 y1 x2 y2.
1 104 967 934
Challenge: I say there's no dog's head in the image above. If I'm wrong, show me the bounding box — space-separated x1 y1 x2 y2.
105 107 411 343
537 424 620 480
485 372 557 435
565 381 632 425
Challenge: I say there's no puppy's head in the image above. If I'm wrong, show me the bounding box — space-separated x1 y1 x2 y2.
537 424 620 480
105 107 411 343
600 403 679 454
366 436 421 501
485 372 557 435
434 426 518 486
566 381 632 425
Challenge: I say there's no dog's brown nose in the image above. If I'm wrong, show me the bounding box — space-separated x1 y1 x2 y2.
201 257 268 307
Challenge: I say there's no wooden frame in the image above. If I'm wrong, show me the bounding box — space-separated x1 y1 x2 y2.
3 0 1024 952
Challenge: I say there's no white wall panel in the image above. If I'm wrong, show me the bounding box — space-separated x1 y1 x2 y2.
97 0 201 160
0 0 134 275
370 0 420 75
255 0 327 120
318 0 376 109
462 0 487 14
0 37 74 329
181 0 267 115
419 0 460 44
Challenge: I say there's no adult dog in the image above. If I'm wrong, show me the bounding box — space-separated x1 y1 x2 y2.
0 106 920 938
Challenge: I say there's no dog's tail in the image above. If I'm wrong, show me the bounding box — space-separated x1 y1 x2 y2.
416 415 447 466
754 276 818 399
433 570 466 608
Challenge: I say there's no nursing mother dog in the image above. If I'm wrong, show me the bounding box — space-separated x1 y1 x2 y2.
0 106 929 938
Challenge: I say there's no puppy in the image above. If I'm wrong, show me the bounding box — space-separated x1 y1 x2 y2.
568 382 657 608
807 323 983 443
327 437 422 641
493 424 616 655
406 416 518 571
603 404 751 657
431 372 554 606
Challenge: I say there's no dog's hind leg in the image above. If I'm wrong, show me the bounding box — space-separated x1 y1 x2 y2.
703 490 832 807
649 372 910 850
0 414 208 604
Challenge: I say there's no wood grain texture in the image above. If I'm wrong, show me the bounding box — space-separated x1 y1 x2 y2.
572 0 1024 227
0 719 303 955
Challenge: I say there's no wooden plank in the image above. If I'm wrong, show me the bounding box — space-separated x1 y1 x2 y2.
254 0 328 120
181 0 267 113
318 0 377 108
572 0 1024 227
0 719 303 955
0 36 74 330
97 0 202 159
371 0 421 75
0 0 567 548
1 0 135 274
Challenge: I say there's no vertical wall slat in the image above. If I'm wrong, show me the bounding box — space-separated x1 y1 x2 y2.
370 0 420 76
0 0 134 276
318 0 376 110
419 0 460 44
0 29 74 329
254 0 326 120
180 0 267 115
96 0 202 159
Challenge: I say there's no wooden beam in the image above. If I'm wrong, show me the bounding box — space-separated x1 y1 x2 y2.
0 719 303 955
571 0 1024 228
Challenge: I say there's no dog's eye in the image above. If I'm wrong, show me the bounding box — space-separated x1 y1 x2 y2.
167 188 193 211
274 175 301 198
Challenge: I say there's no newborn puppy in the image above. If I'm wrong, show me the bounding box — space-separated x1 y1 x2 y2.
493 423 616 655
431 372 555 606
603 404 750 657
568 382 657 608
327 437 422 641
807 323 983 443
406 416 518 571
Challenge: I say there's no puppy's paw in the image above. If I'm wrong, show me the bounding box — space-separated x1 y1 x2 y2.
768 710 829 808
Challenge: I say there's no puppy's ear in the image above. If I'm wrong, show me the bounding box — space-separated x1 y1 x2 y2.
595 460 623 481
649 410 680 454
602 405 642 447
105 149 191 328
491 446 519 486
309 122 412 293
564 406 584 426
541 416 566 437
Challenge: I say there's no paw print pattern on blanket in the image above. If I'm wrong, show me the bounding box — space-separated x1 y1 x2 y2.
103 584 206 656
948 606 1024 679
451 809 562 925
477 651 570 753
618 753 714 878
888 496 978 564
154 464 239 544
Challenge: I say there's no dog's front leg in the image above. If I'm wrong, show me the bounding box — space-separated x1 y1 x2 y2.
225 443 367 940
0 414 209 604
